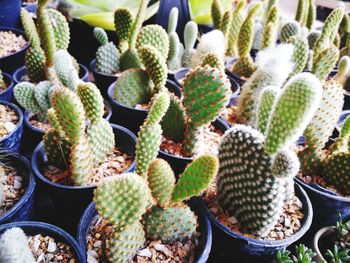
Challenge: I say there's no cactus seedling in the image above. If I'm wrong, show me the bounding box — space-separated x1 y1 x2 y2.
217 72 322 236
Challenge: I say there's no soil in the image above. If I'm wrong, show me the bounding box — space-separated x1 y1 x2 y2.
43 147 133 186
29 115 52 131
86 215 199 263
160 125 223 158
0 165 25 216
0 104 18 139
204 183 304 240
0 31 27 58
0 82 8 94
28 234 76 262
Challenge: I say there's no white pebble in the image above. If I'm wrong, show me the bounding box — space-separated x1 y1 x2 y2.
36 253 45 262
154 244 166 251
33 238 40 252
87 252 99 263
4 122 16 133
14 176 22 182
93 240 102 248
13 180 22 189
227 216 238 224
47 240 57 252
138 248 152 258
284 218 291 227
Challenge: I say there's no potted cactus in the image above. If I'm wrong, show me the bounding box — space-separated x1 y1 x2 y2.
0 222 85 262
31 83 136 226
0 152 35 224
159 65 232 174
0 70 14 102
0 100 23 153
78 92 216 262
201 72 320 258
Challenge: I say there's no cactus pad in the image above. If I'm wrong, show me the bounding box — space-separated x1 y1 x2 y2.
136 25 169 59
77 82 104 123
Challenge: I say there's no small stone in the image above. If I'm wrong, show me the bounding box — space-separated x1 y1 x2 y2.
37 253 45 262
154 244 166 251
13 180 22 189
14 176 22 181
4 122 16 133
227 216 238 224
138 248 152 258
33 238 41 252
89 249 99 258
284 218 291 228
47 240 57 252
209 207 218 214
93 240 102 248
87 252 99 263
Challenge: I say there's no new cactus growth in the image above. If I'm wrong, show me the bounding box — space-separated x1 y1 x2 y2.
43 83 114 186
217 72 322 236
181 21 198 67
161 66 231 156
211 0 223 29
0 227 35 263
231 2 262 78
166 8 183 71
200 52 225 71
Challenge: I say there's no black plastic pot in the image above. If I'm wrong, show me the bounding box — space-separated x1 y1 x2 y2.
0 221 86 262
0 71 14 102
0 0 21 28
22 100 112 152
295 177 350 229
200 183 313 260
31 124 136 232
0 100 23 153
0 27 29 73
77 198 212 263
108 80 182 134
0 152 35 224
12 63 89 84
158 118 230 175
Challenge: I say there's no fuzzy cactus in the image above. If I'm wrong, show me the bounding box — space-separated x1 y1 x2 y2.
306 0 316 30
312 45 339 80
231 2 262 78
256 85 279 134
211 0 223 29
166 8 182 70
167 7 178 34
114 8 133 53
307 31 321 49
287 35 309 77
217 73 321 237
280 21 301 43
181 21 198 67
200 52 224 71
0 227 35 263
136 25 169 59
226 0 246 56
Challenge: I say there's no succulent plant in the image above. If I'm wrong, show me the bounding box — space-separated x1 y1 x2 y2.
20 0 71 83
211 0 223 29
181 21 198 68
0 227 35 263
280 21 301 43
287 35 309 77
166 8 183 71
161 66 231 156
226 0 246 56
260 5 279 50
231 2 262 78
217 72 322 237
200 52 224 71
43 83 114 186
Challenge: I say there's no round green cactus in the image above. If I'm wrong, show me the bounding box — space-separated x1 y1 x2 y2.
119 48 142 71
324 152 350 195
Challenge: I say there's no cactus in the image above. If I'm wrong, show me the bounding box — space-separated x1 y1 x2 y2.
312 45 339 80
0 227 35 263
114 8 133 53
166 8 182 70
334 56 350 84
232 2 262 78
287 35 309 77
200 52 224 70
168 7 178 34
260 5 279 50
217 73 321 236
220 10 233 39
295 0 308 27
181 21 198 67
280 21 301 43
226 0 246 56
307 31 321 49
136 25 169 59
306 0 316 30
256 85 279 134
211 0 222 29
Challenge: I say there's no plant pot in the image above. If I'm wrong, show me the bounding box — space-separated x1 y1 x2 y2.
77 198 212 263
158 118 230 175
200 183 313 260
335 109 350 135
0 221 86 262
0 71 14 102
108 80 182 134
0 27 29 73
0 0 21 28
295 176 350 229
0 152 35 223
31 124 136 233
312 226 336 263
21 100 112 153
0 100 23 153
12 63 89 84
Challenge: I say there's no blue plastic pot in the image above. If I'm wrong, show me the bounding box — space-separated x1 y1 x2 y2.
198 24 214 34
0 0 21 28
295 177 350 229
21 100 112 152
12 63 89 84
334 109 350 134
0 72 14 102
0 100 23 153
90 58 118 99
158 118 230 175
0 27 29 73
200 183 313 259
31 124 136 232
108 80 182 134
0 221 85 262
77 198 212 263
0 152 35 224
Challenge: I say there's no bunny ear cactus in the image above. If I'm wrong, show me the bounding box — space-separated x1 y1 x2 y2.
280 21 301 43
53 50 80 89
168 7 178 34
226 0 246 56
167 32 181 70
182 21 198 67
334 56 350 84
260 5 279 50
201 52 225 71
307 31 321 50
0 227 35 263
220 10 233 40
136 25 169 59
211 0 223 29
114 8 133 53
295 0 309 27
306 0 316 30
217 73 322 236
232 2 262 78
287 35 309 77
312 45 339 81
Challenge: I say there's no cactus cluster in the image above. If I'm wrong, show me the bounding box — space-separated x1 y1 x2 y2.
295 0 316 30
217 72 322 236
0 227 35 263
20 0 72 83
42 83 115 186
94 94 218 261
161 66 231 157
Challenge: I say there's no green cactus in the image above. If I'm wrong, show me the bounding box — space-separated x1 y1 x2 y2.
114 8 133 53
288 35 309 77
306 0 316 30
53 50 80 88
307 31 321 49
312 45 339 80
256 85 279 134
168 7 178 34
182 21 198 67
226 0 246 56
135 92 170 178
167 32 181 70
0 227 35 263
295 0 308 26
136 25 169 59
200 51 225 70
334 56 350 84
232 2 262 78
211 0 223 29
260 5 279 50
280 21 301 43
220 10 233 39
20 8 40 48
217 73 321 236
46 9 70 50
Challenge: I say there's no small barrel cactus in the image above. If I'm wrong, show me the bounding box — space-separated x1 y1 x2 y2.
217 72 322 237
0 227 35 263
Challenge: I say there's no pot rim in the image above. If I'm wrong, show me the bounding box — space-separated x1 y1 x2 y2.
312 226 335 261
0 27 30 60
31 123 137 190
0 100 23 142
0 72 14 96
